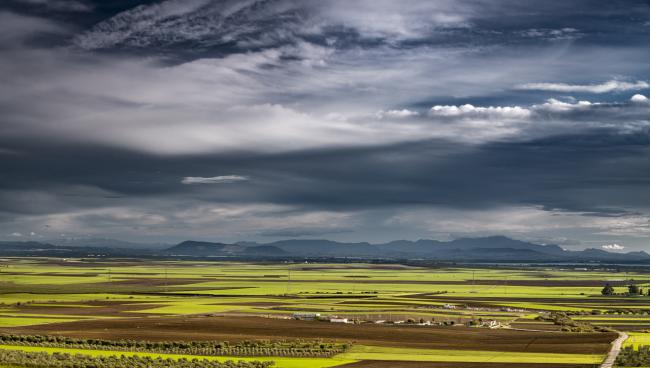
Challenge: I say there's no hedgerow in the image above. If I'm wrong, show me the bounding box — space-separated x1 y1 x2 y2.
616 345 650 366
0 334 348 358
0 348 273 368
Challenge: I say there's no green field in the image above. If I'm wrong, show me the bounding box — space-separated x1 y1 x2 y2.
337 345 604 364
3 258 650 367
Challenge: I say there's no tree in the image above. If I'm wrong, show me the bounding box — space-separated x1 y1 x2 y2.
629 284 640 295
602 283 615 295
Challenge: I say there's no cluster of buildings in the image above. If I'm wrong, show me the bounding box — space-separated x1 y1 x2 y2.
292 313 349 323
292 312 502 328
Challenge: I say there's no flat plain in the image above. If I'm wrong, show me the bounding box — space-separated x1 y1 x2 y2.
3 258 650 367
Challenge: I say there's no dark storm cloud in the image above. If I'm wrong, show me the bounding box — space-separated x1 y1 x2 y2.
65 1 650 53
1 0 650 246
2 127 649 215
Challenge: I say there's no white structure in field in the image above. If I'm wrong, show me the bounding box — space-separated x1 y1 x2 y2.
293 313 320 320
329 318 349 323
482 320 499 328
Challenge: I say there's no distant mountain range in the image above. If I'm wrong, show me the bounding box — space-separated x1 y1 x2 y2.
165 237 650 262
2 236 648 263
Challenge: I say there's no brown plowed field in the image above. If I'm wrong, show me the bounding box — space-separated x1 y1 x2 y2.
509 323 564 331
0 316 615 354
14 300 164 317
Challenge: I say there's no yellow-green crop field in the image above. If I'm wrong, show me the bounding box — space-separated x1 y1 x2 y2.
2 258 650 367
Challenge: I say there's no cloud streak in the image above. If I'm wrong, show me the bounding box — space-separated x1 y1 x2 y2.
517 80 649 93
602 243 625 250
181 175 250 185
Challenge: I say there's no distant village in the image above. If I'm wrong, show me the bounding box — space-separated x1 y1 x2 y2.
289 302 526 329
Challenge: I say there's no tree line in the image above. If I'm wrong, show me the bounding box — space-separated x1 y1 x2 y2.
0 334 348 358
0 348 273 368
602 283 646 296
616 345 650 366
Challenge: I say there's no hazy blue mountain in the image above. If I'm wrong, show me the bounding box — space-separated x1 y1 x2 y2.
265 239 377 256
166 240 230 255
0 241 58 250
162 236 650 262
1 236 648 262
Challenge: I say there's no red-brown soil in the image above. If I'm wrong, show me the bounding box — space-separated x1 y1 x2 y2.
0 316 615 355
14 300 164 317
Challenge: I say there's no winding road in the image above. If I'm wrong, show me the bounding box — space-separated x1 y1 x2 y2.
600 331 628 368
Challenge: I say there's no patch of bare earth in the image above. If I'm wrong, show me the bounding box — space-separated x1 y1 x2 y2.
0 316 615 355
14 300 164 317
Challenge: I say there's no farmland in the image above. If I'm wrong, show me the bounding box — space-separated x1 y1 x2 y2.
2 258 650 367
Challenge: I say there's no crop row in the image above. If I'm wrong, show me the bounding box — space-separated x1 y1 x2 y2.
0 348 273 368
0 335 348 358
616 344 650 366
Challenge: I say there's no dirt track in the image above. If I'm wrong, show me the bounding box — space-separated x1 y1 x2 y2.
600 331 628 368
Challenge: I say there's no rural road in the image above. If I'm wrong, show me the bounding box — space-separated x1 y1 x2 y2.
600 331 628 368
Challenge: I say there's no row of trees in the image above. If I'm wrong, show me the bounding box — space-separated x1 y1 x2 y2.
0 334 348 358
601 283 646 296
535 312 613 333
0 349 274 368
616 345 650 366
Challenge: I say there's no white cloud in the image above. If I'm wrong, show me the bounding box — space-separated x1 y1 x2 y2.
631 94 649 103
602 243 625 251
517 80 649 93
376 109 419 119
74 0 216 49
519 28 581 40
429 104 531 119
9 232 22 237
387 206 576 234
313 0 471 40
74 0 475 51
2 202 357 242
387 206 650 240
533 98 594 112
3 7 650 157
181 175 249 185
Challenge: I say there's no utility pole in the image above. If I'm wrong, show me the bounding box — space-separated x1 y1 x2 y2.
286 267 291 295
164 266 168 292
471 270 475 293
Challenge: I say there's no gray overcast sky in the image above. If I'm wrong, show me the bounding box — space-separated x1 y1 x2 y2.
1 0 650 250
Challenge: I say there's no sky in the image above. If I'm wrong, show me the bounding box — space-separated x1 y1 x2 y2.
1 0 650 251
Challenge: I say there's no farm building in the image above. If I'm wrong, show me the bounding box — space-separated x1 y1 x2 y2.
329 317 349 323
293 313 320 320
482 320 500 328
